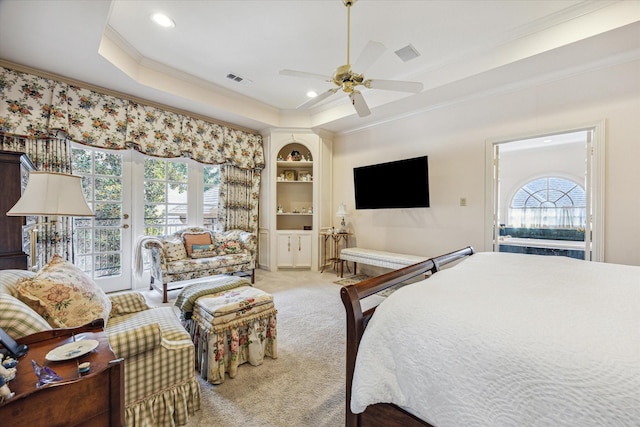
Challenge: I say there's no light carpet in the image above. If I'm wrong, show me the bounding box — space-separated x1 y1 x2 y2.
141 269 377 427
333 274 371 286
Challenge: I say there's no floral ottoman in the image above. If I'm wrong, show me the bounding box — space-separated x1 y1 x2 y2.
177 279 277 385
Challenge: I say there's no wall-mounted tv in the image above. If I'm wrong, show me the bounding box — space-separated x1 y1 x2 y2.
354 156 430 209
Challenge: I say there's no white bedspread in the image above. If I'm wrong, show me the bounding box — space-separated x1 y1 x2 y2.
351 252 640 426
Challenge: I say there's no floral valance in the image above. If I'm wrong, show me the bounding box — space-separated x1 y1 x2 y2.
0 66 264 170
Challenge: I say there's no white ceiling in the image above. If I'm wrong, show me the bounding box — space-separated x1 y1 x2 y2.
0 0 639 134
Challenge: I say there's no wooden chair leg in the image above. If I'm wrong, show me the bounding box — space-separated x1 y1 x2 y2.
251 269 255 284
162 284 168 304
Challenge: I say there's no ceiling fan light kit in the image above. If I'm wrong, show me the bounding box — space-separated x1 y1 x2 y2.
280 0 423 117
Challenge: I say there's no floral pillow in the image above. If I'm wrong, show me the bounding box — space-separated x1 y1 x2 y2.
163 237 187 261
182 232 213 257
191 244 218 259
16 254 112 329
215 233 244 255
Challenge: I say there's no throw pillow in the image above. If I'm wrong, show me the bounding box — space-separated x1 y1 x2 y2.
163 237 187 261
215 232 244 255
191 244 218 259
182 232 213 257
16 254 112 329
0 293 52 339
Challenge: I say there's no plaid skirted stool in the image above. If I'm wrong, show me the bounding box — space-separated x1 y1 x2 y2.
175 276 277 384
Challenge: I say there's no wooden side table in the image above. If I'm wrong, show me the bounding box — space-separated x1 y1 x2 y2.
320 231 352 276
0 320 124 427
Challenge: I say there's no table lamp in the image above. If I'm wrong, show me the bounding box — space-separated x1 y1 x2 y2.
6 171 95 269
336 203 347 233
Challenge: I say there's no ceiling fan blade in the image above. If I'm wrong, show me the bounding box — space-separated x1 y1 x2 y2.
364 79 423 93
280 69 332 81
296 88 338 109
349 91 371 117
353 41 386 72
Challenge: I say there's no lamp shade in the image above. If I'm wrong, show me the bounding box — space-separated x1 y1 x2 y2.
6 171 94 217
336 203 347 217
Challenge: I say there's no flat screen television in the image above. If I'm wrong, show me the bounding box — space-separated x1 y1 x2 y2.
353 156 430 209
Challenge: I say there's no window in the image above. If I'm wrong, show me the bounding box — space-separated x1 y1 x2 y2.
509 177 586 228
203 165 220 230
143 158 189 236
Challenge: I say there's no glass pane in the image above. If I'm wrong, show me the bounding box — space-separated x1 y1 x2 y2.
167 204 187 225
167 183 188 203
94 177 122 202
94 228 121 252
81 176 94 201
71 148 92 173
145 204 166 225
204 166 220 186
94 253 121 278
95 203 122 227
74 228 92 255
94 151 122 176
145 181 166 202
145 226 165 236
167 162 188 182
144 159 165 180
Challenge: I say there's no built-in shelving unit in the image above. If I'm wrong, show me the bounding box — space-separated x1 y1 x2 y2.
258 130 333 271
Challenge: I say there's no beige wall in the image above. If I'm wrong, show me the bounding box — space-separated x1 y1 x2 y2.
333 59 640 266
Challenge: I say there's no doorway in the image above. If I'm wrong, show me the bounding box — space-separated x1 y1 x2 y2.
485 122 605 261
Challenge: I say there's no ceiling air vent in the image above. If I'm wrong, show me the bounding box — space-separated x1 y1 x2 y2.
394 44 420 62
226 73 253 86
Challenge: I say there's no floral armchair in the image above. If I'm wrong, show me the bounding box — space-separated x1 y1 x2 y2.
0 259 200 427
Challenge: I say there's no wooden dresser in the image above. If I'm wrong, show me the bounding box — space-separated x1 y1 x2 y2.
0 321 124 426
0 150 35 270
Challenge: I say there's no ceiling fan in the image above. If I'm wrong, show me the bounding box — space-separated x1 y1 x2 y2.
280 0 424 117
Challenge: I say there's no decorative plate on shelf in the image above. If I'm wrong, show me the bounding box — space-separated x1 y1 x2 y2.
45 339 99 361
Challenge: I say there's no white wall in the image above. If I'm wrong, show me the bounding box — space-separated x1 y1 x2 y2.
333 59 640 266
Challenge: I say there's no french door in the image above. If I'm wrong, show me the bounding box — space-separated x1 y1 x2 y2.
71 145 132 292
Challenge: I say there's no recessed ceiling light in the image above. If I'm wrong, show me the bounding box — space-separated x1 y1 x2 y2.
306 91 318 98
151 13 175 28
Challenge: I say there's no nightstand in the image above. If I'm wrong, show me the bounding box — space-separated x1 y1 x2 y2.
0 321 124 426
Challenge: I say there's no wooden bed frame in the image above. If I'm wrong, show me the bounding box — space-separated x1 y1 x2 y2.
340 246 475 427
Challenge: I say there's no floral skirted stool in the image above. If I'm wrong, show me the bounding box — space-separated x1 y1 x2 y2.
178 281 277 384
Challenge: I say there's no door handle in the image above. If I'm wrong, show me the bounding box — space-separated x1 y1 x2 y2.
122 224 129 229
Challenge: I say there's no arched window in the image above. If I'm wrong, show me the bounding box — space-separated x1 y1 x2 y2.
509 177 586 228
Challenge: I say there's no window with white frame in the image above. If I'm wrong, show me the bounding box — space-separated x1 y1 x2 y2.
203 165 221 230
143 158 189 236
509 177 586 228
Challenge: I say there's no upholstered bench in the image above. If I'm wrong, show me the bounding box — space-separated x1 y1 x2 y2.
339 247 427 277
175 276 277 385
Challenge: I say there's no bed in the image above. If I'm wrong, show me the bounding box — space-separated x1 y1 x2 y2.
340 247 640 427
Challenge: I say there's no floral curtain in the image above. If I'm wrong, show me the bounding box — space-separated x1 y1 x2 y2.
0 65 265 269
0 66 265 170
218 165 261 232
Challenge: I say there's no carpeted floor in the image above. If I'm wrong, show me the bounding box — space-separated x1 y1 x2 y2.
333 274 371 286
141 269 382 427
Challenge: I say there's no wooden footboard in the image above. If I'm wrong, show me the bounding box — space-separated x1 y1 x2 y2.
340 246 474 427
